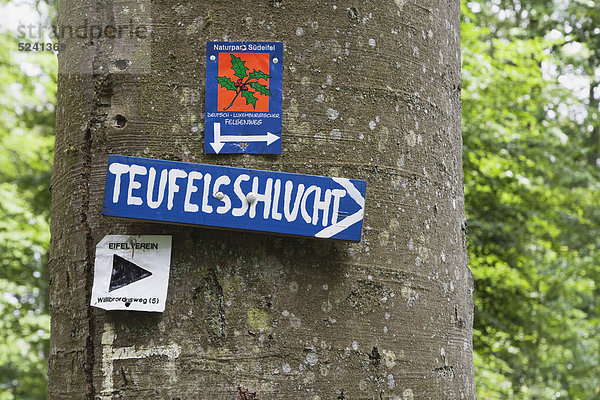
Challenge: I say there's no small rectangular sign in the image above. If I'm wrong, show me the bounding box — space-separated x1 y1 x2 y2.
103 155 366 241
91 235 172 312
205 41 283 154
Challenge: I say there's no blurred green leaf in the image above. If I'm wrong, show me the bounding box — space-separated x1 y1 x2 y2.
462 0 600 398
0 1 56 398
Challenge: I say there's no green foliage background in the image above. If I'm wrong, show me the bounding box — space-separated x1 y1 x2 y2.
462 0 600 398
0 0 56 398
0 0 598 398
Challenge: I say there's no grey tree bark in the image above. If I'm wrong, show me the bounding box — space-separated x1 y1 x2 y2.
49 0 474 399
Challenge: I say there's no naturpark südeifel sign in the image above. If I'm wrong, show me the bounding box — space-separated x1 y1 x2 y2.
204 41 283 154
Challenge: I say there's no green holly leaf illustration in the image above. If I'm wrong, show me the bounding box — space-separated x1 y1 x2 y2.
248 69 270 81
241 90 258 109
249 82 272 97
216 76 236 91
230 54 248 80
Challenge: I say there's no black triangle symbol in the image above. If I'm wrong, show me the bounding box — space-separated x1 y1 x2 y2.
109 254 153 292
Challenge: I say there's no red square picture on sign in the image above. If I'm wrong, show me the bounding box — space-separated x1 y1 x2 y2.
217 52 270 112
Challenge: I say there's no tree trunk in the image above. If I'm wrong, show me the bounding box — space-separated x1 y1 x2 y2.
49 0 474 399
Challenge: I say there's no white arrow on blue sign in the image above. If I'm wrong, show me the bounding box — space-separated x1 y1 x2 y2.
103 155 367 241
209 122 280 154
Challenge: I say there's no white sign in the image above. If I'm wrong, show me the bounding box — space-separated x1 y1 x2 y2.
91 235 172 312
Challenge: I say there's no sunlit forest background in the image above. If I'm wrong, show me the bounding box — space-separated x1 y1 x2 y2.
1 0 599 398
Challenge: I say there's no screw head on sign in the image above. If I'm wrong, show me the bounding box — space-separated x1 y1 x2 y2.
246 193 257 203
210 55 216 61
272 57 279 64
215 192 225 200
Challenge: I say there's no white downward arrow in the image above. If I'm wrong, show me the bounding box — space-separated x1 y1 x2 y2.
314 178 365 239
210 122 280 154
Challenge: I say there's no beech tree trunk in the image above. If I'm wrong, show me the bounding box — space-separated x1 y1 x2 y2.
49 0 474 399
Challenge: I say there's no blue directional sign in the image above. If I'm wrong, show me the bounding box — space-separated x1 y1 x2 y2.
103 155 366 241
205 41 283 154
